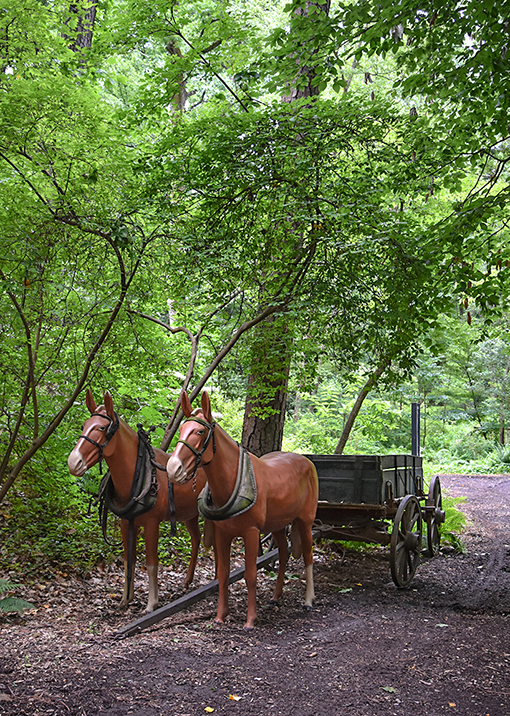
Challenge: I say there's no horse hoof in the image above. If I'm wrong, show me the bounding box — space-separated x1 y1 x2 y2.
269 599 279 607
243 624 255 631
303 605 312 612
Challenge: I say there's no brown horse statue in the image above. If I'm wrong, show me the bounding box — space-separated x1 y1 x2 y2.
166 390 318 629
67 389 208 612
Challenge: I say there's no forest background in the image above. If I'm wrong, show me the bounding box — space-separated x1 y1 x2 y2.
1 0 509 577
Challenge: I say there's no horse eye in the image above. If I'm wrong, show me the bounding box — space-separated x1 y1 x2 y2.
197 429 205 435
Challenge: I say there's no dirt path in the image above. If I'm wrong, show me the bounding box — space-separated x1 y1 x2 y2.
1 474 509 716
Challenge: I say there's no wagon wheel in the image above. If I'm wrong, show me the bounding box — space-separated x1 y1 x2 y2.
425 475 445 557
390 495 423 588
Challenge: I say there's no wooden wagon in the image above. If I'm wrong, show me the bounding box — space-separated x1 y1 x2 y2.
306 454 444 587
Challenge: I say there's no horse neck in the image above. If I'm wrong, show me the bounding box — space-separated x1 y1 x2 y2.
203 424 241 507
104 420 139 502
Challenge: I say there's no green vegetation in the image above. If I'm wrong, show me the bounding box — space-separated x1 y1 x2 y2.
1 0 509 573
0 578 33 614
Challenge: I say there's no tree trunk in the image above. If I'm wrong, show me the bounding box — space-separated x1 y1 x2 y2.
241 318 292 456
334 358 391 455
65 1 98 51
283 1 331 103
242 369 291 456
241 1 330 455
167 41 188 113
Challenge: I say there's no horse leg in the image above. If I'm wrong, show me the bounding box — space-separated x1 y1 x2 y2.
143 520 160 613
183 515 201 588
243 527 261 630
203 519 218 579
214 530 232 624
120 520 138 609
269 528 289 605
296 518 315 609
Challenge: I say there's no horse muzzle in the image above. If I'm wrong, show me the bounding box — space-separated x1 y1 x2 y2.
67 449 88 477
166 455 188 485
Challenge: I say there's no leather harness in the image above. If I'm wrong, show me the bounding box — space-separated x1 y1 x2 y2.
177 416 258 520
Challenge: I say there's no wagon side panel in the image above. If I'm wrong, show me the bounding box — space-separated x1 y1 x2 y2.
306 454 385 504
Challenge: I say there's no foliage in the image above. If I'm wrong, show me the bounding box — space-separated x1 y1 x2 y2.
0 578 33 614
0 467 118 576
436 494 466 554
1 0 507 569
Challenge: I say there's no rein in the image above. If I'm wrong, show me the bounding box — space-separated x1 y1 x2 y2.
176 416 216 489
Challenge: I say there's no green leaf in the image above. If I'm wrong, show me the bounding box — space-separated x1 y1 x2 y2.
0 597 34 614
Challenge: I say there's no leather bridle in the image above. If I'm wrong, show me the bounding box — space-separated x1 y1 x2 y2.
79 411 120 473
175 416 216 487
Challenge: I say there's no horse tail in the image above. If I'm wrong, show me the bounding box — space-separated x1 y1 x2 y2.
290 521 302 559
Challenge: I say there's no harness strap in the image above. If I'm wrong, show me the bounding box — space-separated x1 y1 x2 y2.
89 422 176 543
167 480 177 536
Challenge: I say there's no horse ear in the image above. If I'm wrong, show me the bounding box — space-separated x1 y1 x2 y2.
86 389 97 414
201 391 213 423
104 391 115 419
181 391 193 418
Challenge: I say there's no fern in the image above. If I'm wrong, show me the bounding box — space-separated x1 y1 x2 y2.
0 578 34 614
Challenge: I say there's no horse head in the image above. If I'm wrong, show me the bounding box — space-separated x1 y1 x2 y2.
67 389 119 476
166 391 216 485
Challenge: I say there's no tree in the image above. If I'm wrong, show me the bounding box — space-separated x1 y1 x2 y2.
267 0 510 313
0 1 168 501
3 0 506 509
240 0 332 456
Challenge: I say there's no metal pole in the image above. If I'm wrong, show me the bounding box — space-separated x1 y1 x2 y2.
411 403 420 456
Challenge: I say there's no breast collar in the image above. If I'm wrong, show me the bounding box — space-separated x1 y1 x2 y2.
197 447 257 521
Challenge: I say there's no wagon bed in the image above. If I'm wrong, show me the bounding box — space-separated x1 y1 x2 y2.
306 453 444 587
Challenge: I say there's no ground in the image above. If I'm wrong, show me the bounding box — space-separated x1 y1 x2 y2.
1 474 509 716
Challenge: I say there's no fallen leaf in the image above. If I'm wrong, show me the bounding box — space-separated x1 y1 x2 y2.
448 702 456 707
229 694 241 701
205 708 215 713
382 686 396 693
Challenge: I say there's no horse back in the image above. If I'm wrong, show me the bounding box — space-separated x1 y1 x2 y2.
253 451 318 529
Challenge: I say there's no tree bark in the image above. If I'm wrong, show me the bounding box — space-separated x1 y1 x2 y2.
65 1 98 51
241 329 292 456
333 357 391 455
